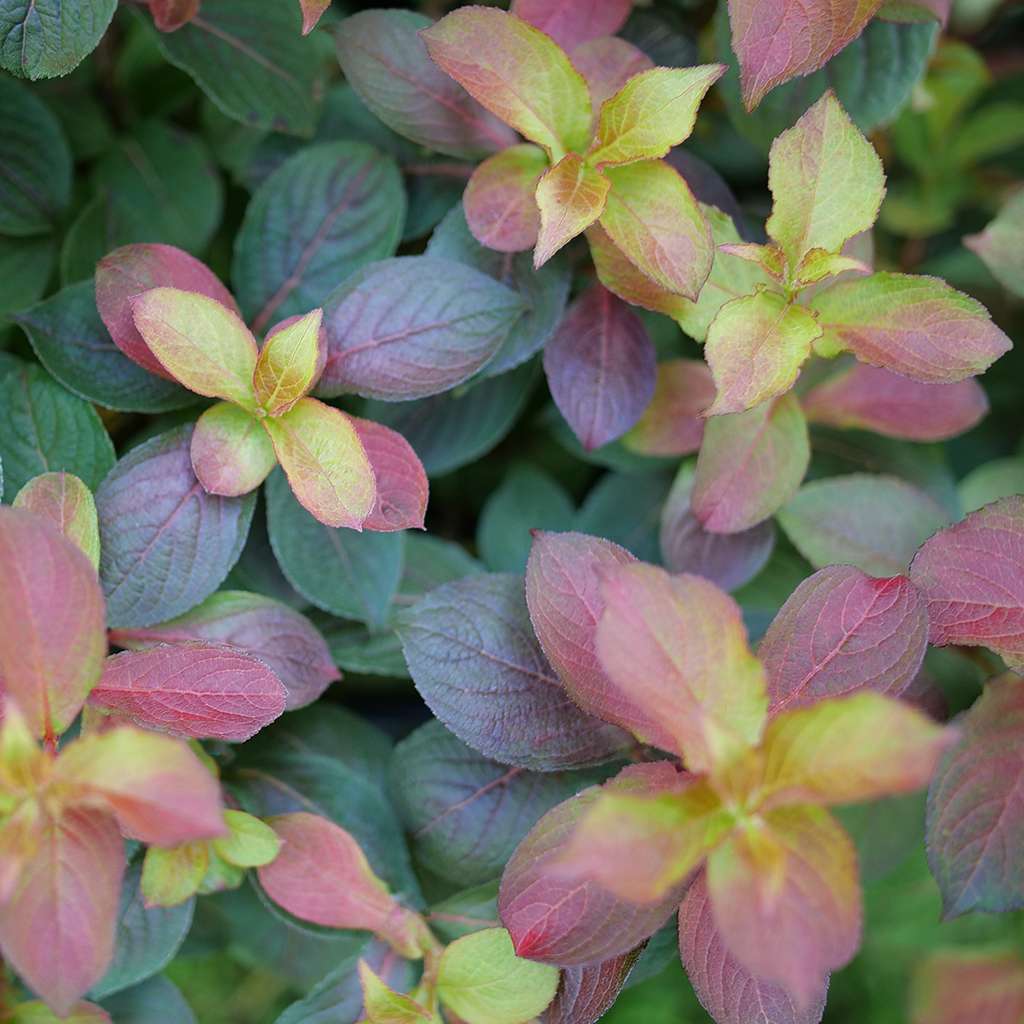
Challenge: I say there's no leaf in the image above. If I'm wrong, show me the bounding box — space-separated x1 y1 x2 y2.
706 805 859 1009
498 764 686 965
0 362 115 498
622 359 714 456
265 468 403 628
9 1001 111 1024
965 188 1024 299
89 642 286 742
678 870 828 1024
154 0 319 136
0 235 54 320
421 7 592 160
95 244 239 383
190 402 277 497
130 288 259 408
99 976 196 1024
317 257 525 400
464 144 547 253
660 463 775 592
233 144 405 333
262 398 376 530
398 573 630 771
0 0 116 79
359 961 431 1024
298 0 328 35
908 497 1024 669
765 92 885 266
139 844 207 909
910 949 1024 1024
534 155 610 267
570 37 653 114
599 160 713 300
959 457 1024 516
727 0 884 110
704 291 822 415
540 949 643 1024
13 472 100 569
0 809 123 1016
0 507 106 738
760 692 953 807
90 858 194 1000
760 565 928 714
252 310 325 416
543 285 656 451
54 727 225 845
778 474 949 576
801 363 989 441
150 0 199 32
0 76 71 233
96 426 255 629
596 562 767 768
692 394 810 533
348 417 428 534
437 928 560 1024
336 10 517 160
109 591 337 712
510 0 632 50
809 273 1012 383
589 65 725 166
391 720 597 886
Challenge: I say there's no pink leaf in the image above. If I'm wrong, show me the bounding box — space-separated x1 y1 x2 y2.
149 0 199 32
911 949 1024 1024
108 592 338 711
0 507 107 739
349 416 429 533
88 642 287 741
0 809 123 1016
543 285 656 451
541 948 644 1024
759 566 928 715
299 0 330 34
464 144 547 253
678 870 828 1024
511 0 633 50
499 763 685 966
570 38 653 113
908 496 1024 669
622 358 714 457
95 244 239 379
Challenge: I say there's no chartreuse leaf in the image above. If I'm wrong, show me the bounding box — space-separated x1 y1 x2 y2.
705 291 822 415
464 144 547 252
909 496 1024 670
534 154 610 267
190 402 277 498
589 65 725 166
595 563 767 770
791 248 871 289
0 0 116 80
262 398 376 530
13 472 100 569
213 810 280 868
927 675 1024 917
358 962 431 1024
131 289 259 408
253 310 324 416
510 0 631 50
436 928 559 1024
965 189 1024 298
421 7 592 160
766 91 885 270
141 844 209 909
706 804 858 1009
10 1000 111 1023
0 507 106 738
910 949 1024 1024
809 273 1011 383
599 161 713 300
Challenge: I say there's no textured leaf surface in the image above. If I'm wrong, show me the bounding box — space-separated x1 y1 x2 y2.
692 394 809 533
543 285 656 451
510 0 632 50
398 573 630 771
623 359 714 457
909 496 1024 668
12 472 100 568
97 426 255 629
778 474 949 576
190 403 276 498
534 155 610 267
464 144 546 253
540 949 642 1024
567 37 652 115
252 310 324 416
760 566 928 714
350 417 429 533
0 0 115 80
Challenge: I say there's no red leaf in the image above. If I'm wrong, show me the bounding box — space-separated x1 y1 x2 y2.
543 286 656 451
350 416 429 532
89 643 286 741
511 0 632 50
759 566 928 715
541 948 644 1024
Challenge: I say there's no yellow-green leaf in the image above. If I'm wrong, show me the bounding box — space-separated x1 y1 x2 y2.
141 842 208 908
212 809 281 868
13 473 99 569
359 961 432 1024
253 309 325 416
190 402 277 497
534 153 610 267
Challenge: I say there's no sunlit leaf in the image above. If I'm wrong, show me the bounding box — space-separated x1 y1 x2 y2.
13 472 100 569
253 309 325 416
464 144 547 253
534 155 610 267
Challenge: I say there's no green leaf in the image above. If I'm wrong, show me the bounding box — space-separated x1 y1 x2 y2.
0 235 55 321
233 142 405 332
213 810 281 868
13 471 101 568
0 0 116 80
190 402 277 498
0 363 114 496
100 977 196 1024
359 961 431 1023
153 0 319 137
0 76 71 235
437 928 560 1024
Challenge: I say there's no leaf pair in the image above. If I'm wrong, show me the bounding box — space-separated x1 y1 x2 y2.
418 6 724 299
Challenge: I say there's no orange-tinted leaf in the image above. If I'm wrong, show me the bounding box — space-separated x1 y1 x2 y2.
622 358 714 456
511 0 632 50
534 154 610 267
13 473 100 569
190 402 277 497
150 0 198 31
299 0 330 35
910 949 1024 1024
349 416 428 532
253 309 325 416
0 507 106 738
464 144 547 253
262 398 376 529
